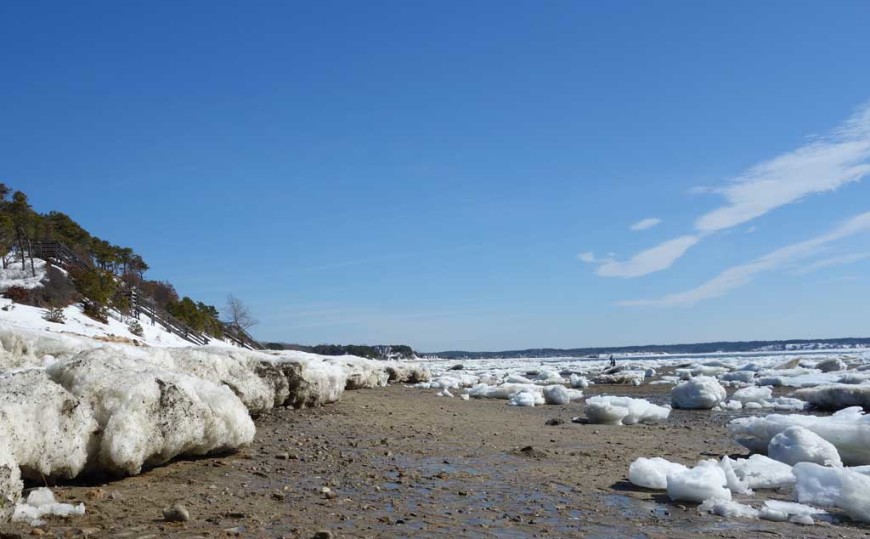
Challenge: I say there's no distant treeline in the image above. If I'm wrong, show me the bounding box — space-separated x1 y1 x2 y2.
431 337 870 359
264 342 416 360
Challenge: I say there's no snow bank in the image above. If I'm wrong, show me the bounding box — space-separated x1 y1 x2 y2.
0 258 47 291
47 348 255 475
768 426 842 467
671 376 726 409
384 362 431 384
157 347 277 415
325 356 389 389
0 369 97 480
585 395 670 425
729 407 870 465
628 457 687 489
794 463 870 523
667 460 731 502
0 441 22 522
11 487 85 526
257 354 347 409
0 327 89 370
794 384 870 411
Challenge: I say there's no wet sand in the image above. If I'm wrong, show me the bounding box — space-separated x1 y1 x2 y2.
5 383 869 538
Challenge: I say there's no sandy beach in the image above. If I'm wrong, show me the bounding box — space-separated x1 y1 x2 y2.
3 381 867 538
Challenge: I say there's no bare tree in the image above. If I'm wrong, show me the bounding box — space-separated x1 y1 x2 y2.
224 294 258 330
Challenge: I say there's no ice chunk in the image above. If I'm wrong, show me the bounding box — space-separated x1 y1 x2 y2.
543 385 570 405
815 358 846 373
762 500 828 522
718 456 752 495
468 383 543 400
699 498 759 519
534 369 564 384
48 348 255 476
729 409 870 465
509 390 539 407
667 460 731 503
728 454 794 489
730 386 772 404
505 374 534 384
794 384 870 411
717 400 743 411
628 457 687 489
0 369 97 480
11 487 85 526
585 396 670 425
794 462 870 523
593 371 646 385
768 426 842 467
720 371 756 383
569 374 589 389
671 376 726 409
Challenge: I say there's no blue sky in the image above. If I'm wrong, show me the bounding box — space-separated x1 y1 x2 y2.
3 1 870 351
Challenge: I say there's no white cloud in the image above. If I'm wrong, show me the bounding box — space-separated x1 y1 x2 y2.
583 102 870 278
793 252 870 275
619 212 870 307
576 251 598 263
630 218 662 231
594 235 699 278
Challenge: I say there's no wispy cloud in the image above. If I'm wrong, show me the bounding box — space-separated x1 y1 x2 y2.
581 102 870 278
792 252 870 275
630 217 662 231
588 235 699 278
619 212 870 307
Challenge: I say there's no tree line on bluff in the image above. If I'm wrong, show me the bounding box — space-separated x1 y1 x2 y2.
0 183 247 335
264 342 417 360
